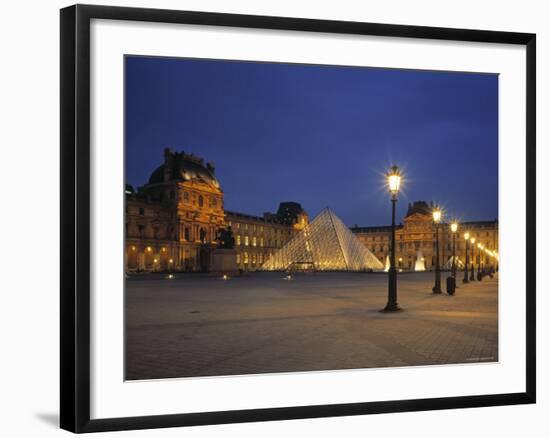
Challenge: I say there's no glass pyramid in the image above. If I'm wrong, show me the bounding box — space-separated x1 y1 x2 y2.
262 208 384 272
443 255 464 269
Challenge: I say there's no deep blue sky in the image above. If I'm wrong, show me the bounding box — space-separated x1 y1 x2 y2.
125 56 498 227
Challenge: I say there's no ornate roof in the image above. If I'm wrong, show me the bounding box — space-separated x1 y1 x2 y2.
405 201 433 218
148 149 220 188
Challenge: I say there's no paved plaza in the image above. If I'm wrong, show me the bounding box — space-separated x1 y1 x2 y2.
125 271 498 380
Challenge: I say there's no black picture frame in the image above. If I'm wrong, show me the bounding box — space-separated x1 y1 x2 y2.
60 4 536 433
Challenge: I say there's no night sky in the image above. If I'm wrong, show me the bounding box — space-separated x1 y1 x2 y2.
125 56 498 227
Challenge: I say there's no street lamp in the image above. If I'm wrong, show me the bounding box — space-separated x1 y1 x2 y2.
432 207 442 294
477 243 484 280
470 237 476 281
450 222 458 278
383 165 402 312
463 232 470 283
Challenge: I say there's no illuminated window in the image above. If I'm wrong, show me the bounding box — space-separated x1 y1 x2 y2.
236 253 241 264
244 236 249 246
260 238 264 247
252 253 257 265
243 252 249 264
252 237 257 247
236 235 241 245
259 253 263 264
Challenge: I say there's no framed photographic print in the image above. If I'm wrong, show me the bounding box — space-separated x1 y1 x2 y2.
60 4 536 433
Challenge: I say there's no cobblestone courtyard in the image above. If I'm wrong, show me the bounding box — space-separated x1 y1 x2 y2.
125 272 498 380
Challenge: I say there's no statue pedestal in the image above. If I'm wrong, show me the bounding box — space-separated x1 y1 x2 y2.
210 248 239 276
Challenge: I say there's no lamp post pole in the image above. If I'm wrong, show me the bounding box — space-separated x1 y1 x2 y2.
470 237 476 281
432 209 442 294
451 223 458 278
463 232 470 284
383 165 401 312
477 244 484 280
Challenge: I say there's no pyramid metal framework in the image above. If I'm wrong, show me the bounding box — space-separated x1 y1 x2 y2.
261 208 384 272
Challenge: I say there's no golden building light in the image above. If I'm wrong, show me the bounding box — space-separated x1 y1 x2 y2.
470 237 476 244
432 209 442 223
451 222 458 233
464 232 470 240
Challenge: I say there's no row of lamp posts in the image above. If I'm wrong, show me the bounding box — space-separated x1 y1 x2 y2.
382 165 498 312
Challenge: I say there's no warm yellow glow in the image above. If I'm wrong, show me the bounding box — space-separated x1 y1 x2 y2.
477 243 482 249
464 232 470 240
222 274 228 280
470 237 476 244
153 258 158 263
169 258 173 264
432 209 442 223
451 222 458 233
399 257 403 262
131 246 136 251
146 246 152 252
161 247 166 252
387 165 401 195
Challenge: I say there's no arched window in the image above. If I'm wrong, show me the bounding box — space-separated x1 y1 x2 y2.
198 195 204 207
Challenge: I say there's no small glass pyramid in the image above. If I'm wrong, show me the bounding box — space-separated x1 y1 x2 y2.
262 208 384 271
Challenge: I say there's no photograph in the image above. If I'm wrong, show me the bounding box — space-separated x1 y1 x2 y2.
124 55 499 381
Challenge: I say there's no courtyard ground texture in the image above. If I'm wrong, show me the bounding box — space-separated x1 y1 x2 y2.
125 271 498 380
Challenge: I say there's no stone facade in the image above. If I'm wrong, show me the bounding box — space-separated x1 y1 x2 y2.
125 149 307 273
351 201 498 270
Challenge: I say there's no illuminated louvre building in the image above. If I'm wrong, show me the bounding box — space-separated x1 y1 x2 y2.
351 201 498 271
125 149 308 272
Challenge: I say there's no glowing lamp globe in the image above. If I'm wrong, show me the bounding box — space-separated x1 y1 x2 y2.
387 165 401 196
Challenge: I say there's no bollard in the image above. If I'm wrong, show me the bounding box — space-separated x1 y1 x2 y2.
446 276 456 295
